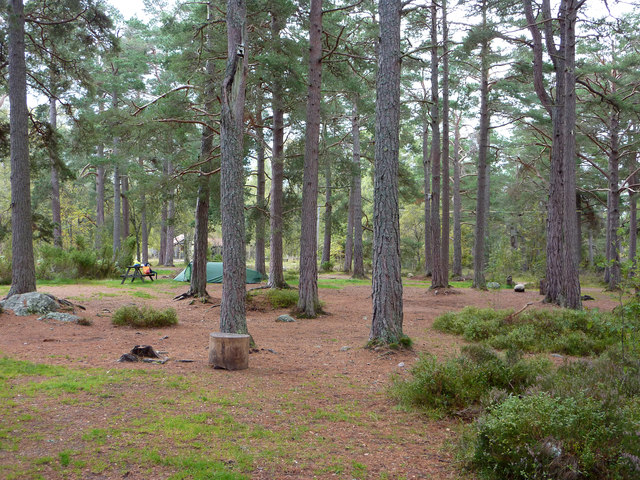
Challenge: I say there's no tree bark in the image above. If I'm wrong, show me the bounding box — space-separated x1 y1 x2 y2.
139 158 149 264
440 0 450 286
344 184 354 272
165 161 175 266
112 160 121 258
473 8 490 290
352 99 365 279
254 102 266 277
297 0 323 317
7 0 36 296
321 157 332 267
422 116 432 276
523 0 581 308
159 194 167 265
268 10 287 289
370 0 403 345
219 0 249 334
49 94 62 248
452 112 463 278
559 0 581 308
429 0 445 288
606 111 621 290
630 168 637 265
121 174 130 240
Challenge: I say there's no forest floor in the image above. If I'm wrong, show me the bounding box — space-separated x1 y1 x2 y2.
0 272 620 480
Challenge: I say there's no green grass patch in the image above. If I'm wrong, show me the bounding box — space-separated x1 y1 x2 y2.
132 291 155 299
111 305 178 328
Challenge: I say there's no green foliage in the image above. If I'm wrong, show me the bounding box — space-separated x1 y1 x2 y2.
471 392 640 479
0 253 11 285
247 289 299 309
115 236 137 269
36 244 117 281
320 260 334 272
111 305 178 328
434 307 629 356
392 345 551 415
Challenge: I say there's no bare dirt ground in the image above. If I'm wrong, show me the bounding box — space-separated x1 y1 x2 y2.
0 275 619 480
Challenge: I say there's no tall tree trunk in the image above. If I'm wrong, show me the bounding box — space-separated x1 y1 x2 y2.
96 161 105 248
452 112 463 278
191 126 213 296
344 185 354 272
49 94 62 248
159 195 167 265
112 89 121 259
112 161 121 258
559 0 581 307
268 11 287 289
158 159 168 265
473 13 490 290
429 0 444 288
191 2 217 297
370 0 403 345
297 0 323 317
352 99 365 279
321 158 332 267
440 0 450 286
630 168 637 265
7 0 36 296
254 102 266 276
140 158 149 264
95 100 106 250
220 0 249 334
422 116 432 276
523 0 580 308
165 161 175 266
606 111 621 290
121 174 130 240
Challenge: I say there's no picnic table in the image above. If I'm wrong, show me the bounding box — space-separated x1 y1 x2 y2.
120 265 157 284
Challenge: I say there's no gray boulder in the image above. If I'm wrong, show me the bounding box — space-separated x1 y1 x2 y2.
514 284 526 292
38 312 81 323
487 282 501 290
1 292 59 316
276 314 296 323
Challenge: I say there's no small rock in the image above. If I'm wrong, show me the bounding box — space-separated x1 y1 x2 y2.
407 273 414 278
340 346 351 352
551 353 563 358
398 362 405 368
38 312 82 323
276 314 296 323
118 353 139 362
514 284 526 292
581 294 595 301
1 292 59 316
160 335 169 340
487 282 501 290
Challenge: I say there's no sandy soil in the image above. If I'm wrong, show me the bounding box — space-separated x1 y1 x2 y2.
0 275 618 479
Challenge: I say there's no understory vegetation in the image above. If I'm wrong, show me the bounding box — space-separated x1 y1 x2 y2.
111 305 178 328
395 306 640 479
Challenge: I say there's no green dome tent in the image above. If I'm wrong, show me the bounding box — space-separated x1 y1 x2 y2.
174 262 264 284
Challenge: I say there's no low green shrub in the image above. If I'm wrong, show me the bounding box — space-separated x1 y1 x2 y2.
37 244 117 280
111 305 178 328
391 345 551 415
471 392 640 479
434 307 629 356
263 289 299 309
320 260 334 272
